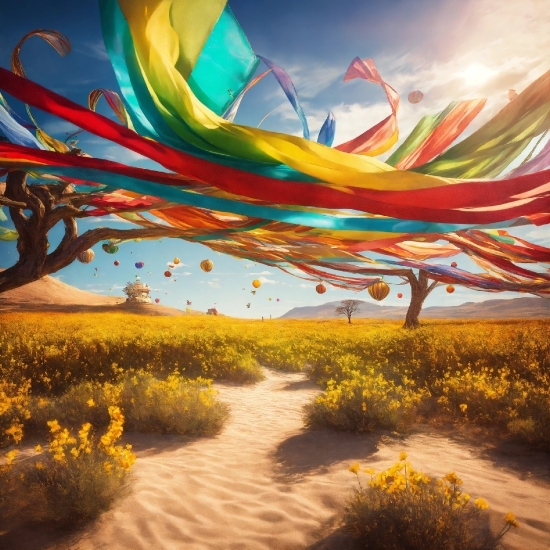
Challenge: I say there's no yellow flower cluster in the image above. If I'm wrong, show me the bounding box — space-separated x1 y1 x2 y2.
349 454 519 532
99 406 136 473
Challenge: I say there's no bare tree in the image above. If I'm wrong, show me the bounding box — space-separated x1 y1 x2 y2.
335 299 363 324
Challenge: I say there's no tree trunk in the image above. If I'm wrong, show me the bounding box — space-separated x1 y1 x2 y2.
403 269 439 329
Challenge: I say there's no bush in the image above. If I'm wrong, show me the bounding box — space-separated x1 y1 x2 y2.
120 371 229 435
2 408 135 526
304 367 427 432
344 454 518 550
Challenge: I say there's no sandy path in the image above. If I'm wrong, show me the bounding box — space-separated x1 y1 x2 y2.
8 367 550 550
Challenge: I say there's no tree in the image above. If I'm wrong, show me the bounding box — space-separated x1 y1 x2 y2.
0 171 184 294
335 299 363 324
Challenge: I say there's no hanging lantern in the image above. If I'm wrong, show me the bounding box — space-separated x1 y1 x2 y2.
114 260 120 266
174 258 180 264
77 249 94 264
368 281 390 301
316 283 326 294
164 270 172 278
200 259 214 272
135 262 144 269
397 293 403 298
252 279 261 288
446 285 455 294
451 261 457 268
155 298 160 303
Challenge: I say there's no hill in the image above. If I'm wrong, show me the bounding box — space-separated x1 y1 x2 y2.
280 297 550 320
0 272 201 317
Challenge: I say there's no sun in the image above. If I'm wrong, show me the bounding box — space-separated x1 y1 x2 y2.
458 62 497 85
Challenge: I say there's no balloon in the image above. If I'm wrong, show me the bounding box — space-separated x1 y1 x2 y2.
155 298 160 303
446 285 455 294
451 261 457 268
102 243 119 254
77 249 94 264
200 259 214 272
408 90 424 104
187 300 192 305
276 298 280 302
135 262 144 269
252 279 261 288
173 258 180 264
169 264 175 268
94 267 98 271
316 283 326 294
93 273 97 277
397 293 403 298
508 89 518 101
246 303 251 308
114 260 120 266
268 297 272 301
164 270 172 277
368 281 390 301
251 290 256 295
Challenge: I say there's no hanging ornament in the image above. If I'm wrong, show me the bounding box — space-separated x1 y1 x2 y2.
316 283 326 294
368 281 390 301
77 249 95 264
446 285 455 294
397 293 403 298
200 259 214 272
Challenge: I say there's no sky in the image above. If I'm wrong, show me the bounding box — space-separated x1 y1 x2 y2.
0 0 549 318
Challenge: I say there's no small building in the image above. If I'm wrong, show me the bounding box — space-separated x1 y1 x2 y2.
122 278 152 303
206 308 218 315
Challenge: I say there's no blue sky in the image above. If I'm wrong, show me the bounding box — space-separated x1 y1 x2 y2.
1 0 548 317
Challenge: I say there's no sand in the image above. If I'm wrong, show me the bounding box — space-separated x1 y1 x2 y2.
4 367 547 550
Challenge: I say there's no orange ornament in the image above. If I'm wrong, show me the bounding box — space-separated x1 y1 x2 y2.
446 285 455 294
252 279 261 288
368 281 390 301
316 283 326 294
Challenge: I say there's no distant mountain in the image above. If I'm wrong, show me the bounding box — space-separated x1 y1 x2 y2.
279 297 550 320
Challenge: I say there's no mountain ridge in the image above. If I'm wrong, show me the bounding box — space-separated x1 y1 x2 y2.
279 297 550 320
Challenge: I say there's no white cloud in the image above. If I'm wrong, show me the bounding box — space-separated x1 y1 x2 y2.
258 276 277 284
208 281 221 289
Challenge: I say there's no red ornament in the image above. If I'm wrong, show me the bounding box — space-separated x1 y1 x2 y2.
397 293 403 298
316 283 326 294
164 270 172 277
446 285 455 294
155 298 160 303
114 260 120 266
451 262 457 268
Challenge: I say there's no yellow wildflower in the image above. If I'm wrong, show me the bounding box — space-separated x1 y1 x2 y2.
349 462 360 474
35 444 43 453
474 498 489 510
47 419 61 433
504 512 519 528
399 451 408 461
87 398 95 407
459 403 468 413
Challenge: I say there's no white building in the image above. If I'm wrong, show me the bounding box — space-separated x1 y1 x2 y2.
123 278 152 304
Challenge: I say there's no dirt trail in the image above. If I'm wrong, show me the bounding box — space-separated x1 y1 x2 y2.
7 368 550 550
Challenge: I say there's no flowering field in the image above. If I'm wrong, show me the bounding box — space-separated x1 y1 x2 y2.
0 312 548 534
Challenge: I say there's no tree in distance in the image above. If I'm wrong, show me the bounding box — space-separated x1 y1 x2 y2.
335 299 363 324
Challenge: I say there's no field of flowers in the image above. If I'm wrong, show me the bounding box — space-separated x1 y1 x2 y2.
1 312 548 526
